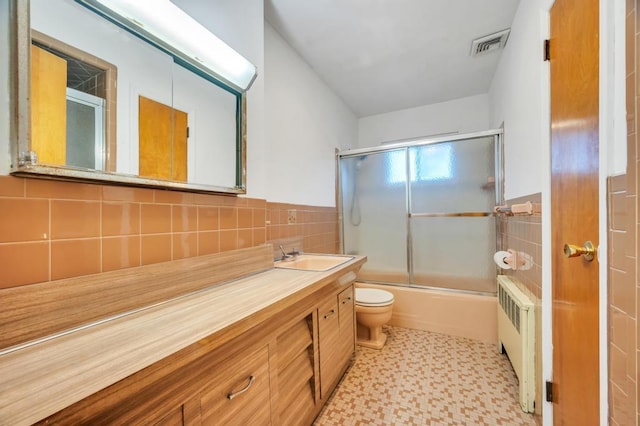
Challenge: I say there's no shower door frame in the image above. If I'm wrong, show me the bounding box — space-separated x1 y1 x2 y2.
338 128 505 296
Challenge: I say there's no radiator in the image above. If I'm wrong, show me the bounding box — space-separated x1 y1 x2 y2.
497 275 535 413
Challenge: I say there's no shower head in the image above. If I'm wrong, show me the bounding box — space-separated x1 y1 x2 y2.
355 155 368 170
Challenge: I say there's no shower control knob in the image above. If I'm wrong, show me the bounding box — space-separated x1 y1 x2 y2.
563 241 596 262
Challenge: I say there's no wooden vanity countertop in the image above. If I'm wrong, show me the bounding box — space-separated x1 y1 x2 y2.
0 255 365 426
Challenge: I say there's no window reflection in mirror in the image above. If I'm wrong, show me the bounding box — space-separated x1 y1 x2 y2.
25 0 245 191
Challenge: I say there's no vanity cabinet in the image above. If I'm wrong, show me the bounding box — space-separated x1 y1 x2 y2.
34 328 273 426
35 275 357 426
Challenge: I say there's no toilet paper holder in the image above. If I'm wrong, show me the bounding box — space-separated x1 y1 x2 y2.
494 249 532 271
494 201 540 216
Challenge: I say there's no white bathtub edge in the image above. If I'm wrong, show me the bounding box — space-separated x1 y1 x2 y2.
356 283 498 345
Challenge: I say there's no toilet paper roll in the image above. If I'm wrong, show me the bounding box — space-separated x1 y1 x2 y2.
493 251 512 269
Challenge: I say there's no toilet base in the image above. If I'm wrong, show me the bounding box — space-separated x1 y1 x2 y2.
357 332 388 350
355 302 393 350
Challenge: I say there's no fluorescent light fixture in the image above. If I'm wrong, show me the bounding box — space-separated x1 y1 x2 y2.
76 0 257 92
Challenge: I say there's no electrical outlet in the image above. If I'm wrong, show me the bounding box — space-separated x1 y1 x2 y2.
287 209 297 224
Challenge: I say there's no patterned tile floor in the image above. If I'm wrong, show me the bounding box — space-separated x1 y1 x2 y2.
314 326 537 426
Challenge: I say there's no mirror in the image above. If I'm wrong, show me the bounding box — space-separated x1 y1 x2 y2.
11 0 252 194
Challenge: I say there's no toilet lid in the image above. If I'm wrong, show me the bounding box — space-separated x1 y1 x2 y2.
355 288 394 306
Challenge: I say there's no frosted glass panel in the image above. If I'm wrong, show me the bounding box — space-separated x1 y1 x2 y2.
410 216 496 293
409 137 495 213
341 150 408 284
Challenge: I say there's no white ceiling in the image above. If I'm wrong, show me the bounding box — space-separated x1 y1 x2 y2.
265 0 521 118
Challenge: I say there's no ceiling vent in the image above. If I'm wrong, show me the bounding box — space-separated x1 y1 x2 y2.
470 29 511 57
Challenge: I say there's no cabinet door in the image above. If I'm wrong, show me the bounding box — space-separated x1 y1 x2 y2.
276 315 316 425
318 295 340 399
199 345 270 425
338 286 355 364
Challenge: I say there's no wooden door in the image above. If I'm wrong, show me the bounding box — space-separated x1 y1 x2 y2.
172 109 188 182
139 96 188 181
30 44 67 165
549 0 600 424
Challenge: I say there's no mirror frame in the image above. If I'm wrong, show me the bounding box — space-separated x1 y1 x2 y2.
9 0 248 195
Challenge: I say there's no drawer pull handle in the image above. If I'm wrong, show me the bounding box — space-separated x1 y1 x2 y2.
323 309 336 319
227 375 255 400
342 296 352 305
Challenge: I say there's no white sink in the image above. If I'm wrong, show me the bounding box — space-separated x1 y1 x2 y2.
274 254 354 271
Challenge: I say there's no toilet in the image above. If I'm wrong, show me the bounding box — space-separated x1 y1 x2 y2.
355 287 394 349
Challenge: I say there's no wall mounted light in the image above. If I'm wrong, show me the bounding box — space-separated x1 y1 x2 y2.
76 0 257 92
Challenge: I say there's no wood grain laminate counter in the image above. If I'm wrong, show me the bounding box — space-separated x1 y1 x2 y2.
0 256 365 426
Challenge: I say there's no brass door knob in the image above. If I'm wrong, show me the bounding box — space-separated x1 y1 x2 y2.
563 241 596 261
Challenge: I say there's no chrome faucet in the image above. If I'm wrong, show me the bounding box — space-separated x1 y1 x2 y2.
279 245 300 261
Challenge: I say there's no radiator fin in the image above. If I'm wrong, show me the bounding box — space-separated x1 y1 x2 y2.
498 284 521 333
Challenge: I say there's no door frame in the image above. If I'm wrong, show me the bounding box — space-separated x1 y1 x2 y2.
541 0 621 423
66 87 106 170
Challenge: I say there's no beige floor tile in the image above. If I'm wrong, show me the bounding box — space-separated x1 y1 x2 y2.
315 326 537 426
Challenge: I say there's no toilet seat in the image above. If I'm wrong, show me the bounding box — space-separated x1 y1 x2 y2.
355 288 394 307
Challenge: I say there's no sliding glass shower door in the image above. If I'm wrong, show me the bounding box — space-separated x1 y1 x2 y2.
340 131 501 294
408 137 497 293
341 149 409 284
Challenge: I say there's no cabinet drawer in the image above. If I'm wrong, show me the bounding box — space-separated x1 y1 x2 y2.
199 345 270 425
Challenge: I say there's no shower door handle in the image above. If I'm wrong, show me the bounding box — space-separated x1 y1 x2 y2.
409 212 494 218
563 241 596 262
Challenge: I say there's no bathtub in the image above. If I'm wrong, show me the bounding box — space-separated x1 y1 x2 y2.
355 282 498 344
